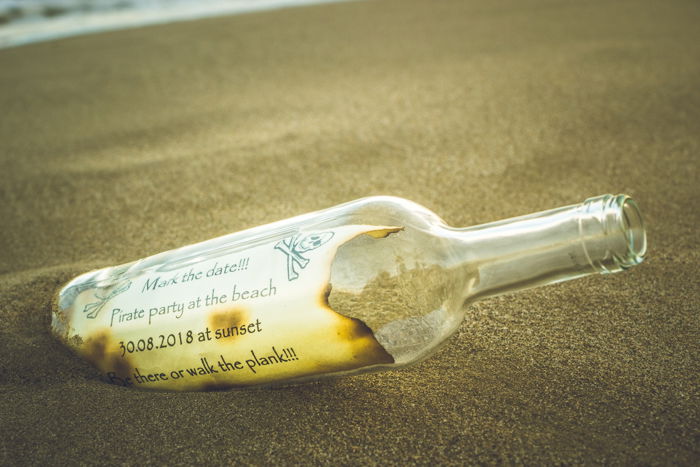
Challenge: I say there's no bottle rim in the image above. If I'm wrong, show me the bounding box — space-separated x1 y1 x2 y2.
581 194 647 273
617 196 647 267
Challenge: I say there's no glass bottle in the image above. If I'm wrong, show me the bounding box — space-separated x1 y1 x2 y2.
53 194 646 391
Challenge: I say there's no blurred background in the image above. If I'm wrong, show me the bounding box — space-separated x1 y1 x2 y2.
0 0 342 47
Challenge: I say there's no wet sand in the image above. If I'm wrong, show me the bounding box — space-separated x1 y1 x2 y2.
1 0 698 463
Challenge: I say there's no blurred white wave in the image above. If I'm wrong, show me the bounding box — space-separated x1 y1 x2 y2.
0 0 349 49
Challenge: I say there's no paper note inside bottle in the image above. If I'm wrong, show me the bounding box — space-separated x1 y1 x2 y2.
53 225 401 391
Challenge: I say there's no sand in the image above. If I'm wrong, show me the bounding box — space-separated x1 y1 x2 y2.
1 0 698 464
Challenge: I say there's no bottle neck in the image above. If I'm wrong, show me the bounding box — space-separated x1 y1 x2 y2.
445 194 646 301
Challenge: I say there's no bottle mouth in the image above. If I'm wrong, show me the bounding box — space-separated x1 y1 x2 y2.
580 194 647 273
618 196 647 266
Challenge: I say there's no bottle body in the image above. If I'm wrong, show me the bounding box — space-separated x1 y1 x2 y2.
53 195 645 390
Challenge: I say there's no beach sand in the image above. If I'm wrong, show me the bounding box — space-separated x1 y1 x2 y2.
1 0 698 463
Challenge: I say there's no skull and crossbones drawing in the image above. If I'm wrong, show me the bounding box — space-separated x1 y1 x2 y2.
275 231 335 281
82 280 132 319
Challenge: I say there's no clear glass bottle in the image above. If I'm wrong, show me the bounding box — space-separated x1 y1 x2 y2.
53 194 646 391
